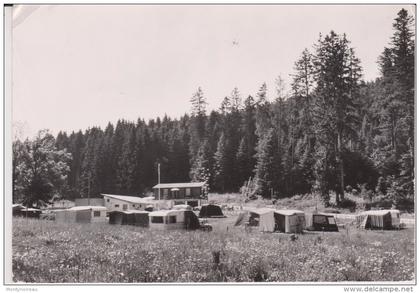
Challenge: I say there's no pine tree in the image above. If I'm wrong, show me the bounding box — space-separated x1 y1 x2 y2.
190 140 212 191
376 8 415 201
80 127 103 197
213 133 228 192
254 129 276 198
255 83 272 138
189 87 208 162
291 48 315 98
312 31 362 204
241 95 258 177
67 130 85 198
236 137 250 187
95 123 115 194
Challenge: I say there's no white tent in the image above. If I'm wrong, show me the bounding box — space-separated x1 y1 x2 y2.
237 208 275 232
357 209 399 229
274 209 306 233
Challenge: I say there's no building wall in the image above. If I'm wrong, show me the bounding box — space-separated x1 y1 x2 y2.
104 196 145 212
90 210 107 223
55 209 107 223
153 187 203 200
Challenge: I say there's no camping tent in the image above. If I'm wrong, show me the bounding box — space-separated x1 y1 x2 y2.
274 210 306 233
357 210 396 229
109 210 149 227
234 208 275 232
55 206 107 223
305 213 339 232
149 209 200 230
199 204 225 218
389 209 401 228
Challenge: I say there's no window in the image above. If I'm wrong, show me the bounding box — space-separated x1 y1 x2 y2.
93 211 101 217
132 204 135 207
106 199 110 202
186 188 191 197
163 189 169 196
115 204 119 208
151 216 164 224
123 204 128 211
168 215 176 224
313 215 327 224
327 217 336 225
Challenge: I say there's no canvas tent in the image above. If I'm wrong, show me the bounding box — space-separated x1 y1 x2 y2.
305 213 339 232
274 210 306 233
199 204 225 218
356 210 398 229
234 208 275 232
149 209 200 230
55 206 107 223
109 210 149 227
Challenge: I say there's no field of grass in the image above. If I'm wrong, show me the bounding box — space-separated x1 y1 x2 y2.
12 216 415 283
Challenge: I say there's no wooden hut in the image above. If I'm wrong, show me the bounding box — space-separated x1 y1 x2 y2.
152 182 207 207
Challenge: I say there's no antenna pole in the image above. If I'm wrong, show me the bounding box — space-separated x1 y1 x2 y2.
158 163 161 210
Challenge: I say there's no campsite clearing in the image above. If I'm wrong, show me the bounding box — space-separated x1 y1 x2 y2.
12 217 414 282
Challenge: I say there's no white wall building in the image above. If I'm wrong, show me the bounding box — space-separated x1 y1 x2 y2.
101 194 159 212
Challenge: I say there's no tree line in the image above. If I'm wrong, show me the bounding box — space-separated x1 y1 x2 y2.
13 9 414 209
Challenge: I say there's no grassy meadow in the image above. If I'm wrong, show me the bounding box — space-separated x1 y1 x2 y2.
12 216 415 283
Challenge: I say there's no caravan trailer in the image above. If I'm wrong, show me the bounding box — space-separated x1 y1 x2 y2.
148 209 200 230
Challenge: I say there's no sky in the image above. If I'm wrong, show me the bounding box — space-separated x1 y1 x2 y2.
11 4 415 138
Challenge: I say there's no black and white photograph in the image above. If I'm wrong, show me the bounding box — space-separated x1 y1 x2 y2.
3 3 416 288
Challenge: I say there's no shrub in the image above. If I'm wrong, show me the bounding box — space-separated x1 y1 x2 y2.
339 198 356 212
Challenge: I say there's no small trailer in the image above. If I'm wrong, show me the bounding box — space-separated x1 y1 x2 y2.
148 209 201 230
305 213 339 232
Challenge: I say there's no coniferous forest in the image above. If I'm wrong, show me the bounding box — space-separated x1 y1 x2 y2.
12 9 414 210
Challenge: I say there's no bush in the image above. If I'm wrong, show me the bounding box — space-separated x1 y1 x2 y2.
366 200 393 210
343 150 379 190
395 197 414 212
339 198 357 212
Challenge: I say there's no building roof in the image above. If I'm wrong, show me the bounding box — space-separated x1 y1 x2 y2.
152 182 206 189
149 209 185 217
110 210 149 214
12 204 25 209
360 210 393 216
173 204 192 211
201 204 221 207
247 208 275 215
68 206 107 211
274 209 305 216
101 194 155 204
